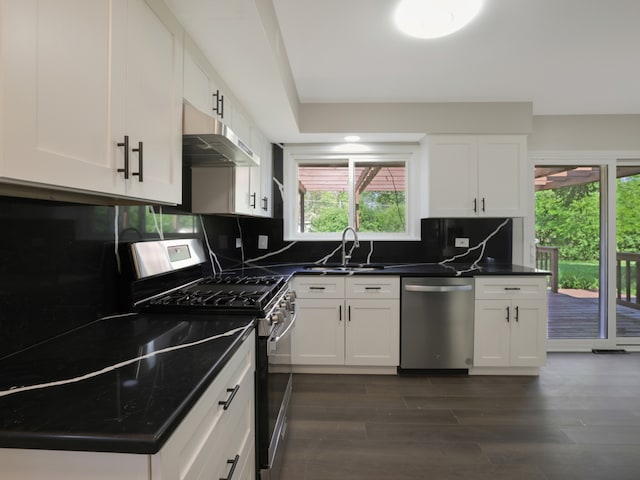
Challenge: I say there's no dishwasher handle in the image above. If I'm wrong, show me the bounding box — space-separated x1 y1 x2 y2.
404 284 472 293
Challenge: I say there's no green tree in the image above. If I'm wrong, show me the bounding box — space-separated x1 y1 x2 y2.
616 176 640 252
535 183 600 261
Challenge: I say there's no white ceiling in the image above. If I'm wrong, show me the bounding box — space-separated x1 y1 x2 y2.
165 0 640 144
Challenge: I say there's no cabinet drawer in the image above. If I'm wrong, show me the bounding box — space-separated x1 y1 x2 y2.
475 276 547 300
293 275 345 298
346 276 399 299
197 359 255 480
154 331 255 480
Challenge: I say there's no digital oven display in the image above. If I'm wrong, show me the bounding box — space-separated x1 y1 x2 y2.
167 244 191 263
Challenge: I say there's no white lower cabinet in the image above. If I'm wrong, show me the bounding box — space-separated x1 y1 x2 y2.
152 330 255 480
291 276 400 367
0 331 255 480
473 277 547 368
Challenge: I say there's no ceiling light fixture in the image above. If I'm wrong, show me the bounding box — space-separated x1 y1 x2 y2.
394 0 483 39
344 135 361 142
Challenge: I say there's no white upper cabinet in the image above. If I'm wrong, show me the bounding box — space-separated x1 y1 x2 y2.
183 49 215 116
182 39 273 218
0 0 183 204
426 135 527 218
249 129 273 217
259 137 273 217
191 166 253 216
119 0 184 203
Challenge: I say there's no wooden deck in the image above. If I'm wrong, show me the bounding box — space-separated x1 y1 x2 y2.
548 291 640 339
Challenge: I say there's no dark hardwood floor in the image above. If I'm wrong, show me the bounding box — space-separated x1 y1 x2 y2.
281 353 640 480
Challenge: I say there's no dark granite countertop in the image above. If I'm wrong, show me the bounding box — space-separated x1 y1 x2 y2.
0 312 255 454
223 262 549 278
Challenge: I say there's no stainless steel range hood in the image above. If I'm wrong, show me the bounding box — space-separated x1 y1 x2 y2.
182 102 260 167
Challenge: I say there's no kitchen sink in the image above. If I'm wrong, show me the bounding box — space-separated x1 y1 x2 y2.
303 264 386 272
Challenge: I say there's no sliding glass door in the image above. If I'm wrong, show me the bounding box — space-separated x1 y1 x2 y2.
615 164 640 344
535 165 605 340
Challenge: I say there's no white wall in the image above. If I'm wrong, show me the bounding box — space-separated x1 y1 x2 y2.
530 115 640 152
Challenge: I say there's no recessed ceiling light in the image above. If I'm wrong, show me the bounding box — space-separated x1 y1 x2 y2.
344 135 361 142
394 0 483 39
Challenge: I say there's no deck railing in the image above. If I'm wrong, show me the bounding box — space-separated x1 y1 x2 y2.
536 246 558 292
616 252 640 310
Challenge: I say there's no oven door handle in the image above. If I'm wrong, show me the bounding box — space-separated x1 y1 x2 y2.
269 313 296 354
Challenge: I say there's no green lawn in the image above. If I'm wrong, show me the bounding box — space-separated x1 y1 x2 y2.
558 260 637 291
558 260 599 289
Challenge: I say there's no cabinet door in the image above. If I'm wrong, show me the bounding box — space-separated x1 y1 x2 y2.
259 139 273 217
249 163 261 215
478 136 526 217
183 49 215 116
509 300 547 367
427 136 478 217
1 0 124 195
121 0 182 203
473 299 511 367
291 298 344 365
249 129 266 216
346 299 399 366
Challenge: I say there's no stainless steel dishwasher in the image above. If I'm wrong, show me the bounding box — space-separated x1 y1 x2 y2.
400 277 474 371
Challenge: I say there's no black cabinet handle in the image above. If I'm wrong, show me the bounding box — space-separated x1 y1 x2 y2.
365 287 382 290
506 306 510 323
250 192 257 208
218 385 240 410
117 135 129 179
348 305 351 322
219 455 239 480
262 196 268 211
504 287 521 291
212 89 224 119
339 304 342 321
473 198 477 212
309 286 325 290
482 197 485 212
132 141 143 182
515 306 519 322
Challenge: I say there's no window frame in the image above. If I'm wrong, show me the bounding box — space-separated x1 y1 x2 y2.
283 143 421 241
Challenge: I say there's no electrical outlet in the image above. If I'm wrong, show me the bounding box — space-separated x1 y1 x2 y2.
455 237 470 248
258 235 268 250
235 237 242 248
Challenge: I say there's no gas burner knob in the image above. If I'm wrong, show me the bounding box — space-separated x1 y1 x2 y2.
286 292 296 302
271 310 285 324
280 300 291 310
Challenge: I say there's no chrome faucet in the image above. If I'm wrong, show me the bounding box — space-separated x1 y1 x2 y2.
341 226 360 266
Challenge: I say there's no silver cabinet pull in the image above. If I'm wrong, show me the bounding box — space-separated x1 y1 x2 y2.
404 284 472 293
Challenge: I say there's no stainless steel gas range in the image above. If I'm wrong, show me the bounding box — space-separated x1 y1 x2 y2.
123 238 296 480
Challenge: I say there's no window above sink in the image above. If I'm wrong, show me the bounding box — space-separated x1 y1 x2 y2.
283 143 421 241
